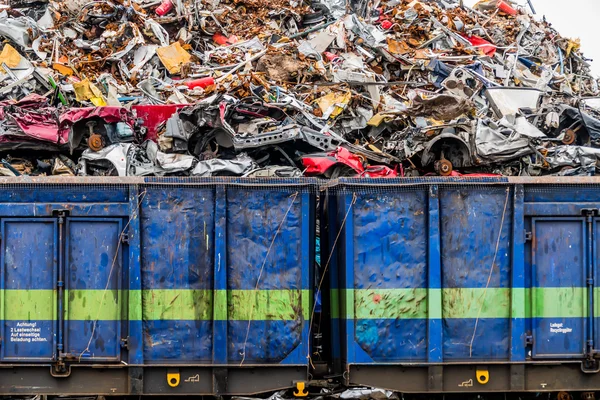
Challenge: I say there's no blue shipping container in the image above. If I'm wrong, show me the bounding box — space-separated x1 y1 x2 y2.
328 177 600 393
0 177 314 396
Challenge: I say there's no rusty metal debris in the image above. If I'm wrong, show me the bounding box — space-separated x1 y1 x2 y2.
0 0 598 177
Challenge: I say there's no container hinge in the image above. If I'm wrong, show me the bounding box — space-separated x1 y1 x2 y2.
57 280 64 288
581 208 599 217
524 231 532 242
53 210 70 222
120 336 129 349
525 334 533 346
588 278 595 285
120 233 129 244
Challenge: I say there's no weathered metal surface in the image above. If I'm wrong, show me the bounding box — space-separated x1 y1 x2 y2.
0 179 314 395
65 218 123 361
2 218 56 361
140 187 216 363
439 188 513 360
1 175 600 186
330 178 600 391
226 188 306 363
137 184 312 366
352 191 428 362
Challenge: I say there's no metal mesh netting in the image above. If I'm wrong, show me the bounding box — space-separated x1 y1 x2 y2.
0 176 318 194
0 176 598 194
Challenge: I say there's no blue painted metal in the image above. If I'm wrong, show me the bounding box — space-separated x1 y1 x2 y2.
427 185 442 363
510 185 526 362
531 218 586 358
127 186 143 365
64 218 123 361
57 214 65 363
342 193 355 365
225 188 305 364
0 203 128 217
0 218 57 361
0 179 314 374
330 178 600 373
140 186 215 363
213 186 227 365
441 187 513 361
587 212 595 359
354 189 428 362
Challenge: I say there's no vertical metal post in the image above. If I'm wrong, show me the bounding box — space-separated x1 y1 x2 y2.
326 190 342 374
213 186 228 365
343 193 355 366
427 185 443 363
127 186 144 365
510 185 526 362
212 185 228 394
56 212 65 366
300 191 312 365
584 209 595 359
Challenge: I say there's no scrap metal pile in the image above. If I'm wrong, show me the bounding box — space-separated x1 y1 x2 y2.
0 0 598 177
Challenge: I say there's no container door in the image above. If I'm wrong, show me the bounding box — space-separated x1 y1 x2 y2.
64 218 124 362
1 218 57 361
531 217 587 359
593 217 600 351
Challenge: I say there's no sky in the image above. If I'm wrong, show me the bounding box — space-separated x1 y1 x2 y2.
463 0 600 78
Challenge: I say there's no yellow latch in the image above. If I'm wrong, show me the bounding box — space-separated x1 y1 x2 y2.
293 381 308 397
167 370 181 388
476 368 489 385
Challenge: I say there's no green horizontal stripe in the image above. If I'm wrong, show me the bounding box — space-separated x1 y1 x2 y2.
2 287 587 321
214 289 227 321
354 289 428 319
129 289 142 321
332 288 588 320
228 290 310 321
142 289 308 321
142 289 213 321
443 288 510 319
428 288 442 320
533 287 586 318
67 289 120 321
330 289 340 319
4 289 54 321
1 289 309 321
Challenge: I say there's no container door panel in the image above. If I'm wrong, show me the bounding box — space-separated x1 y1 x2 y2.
352 190 428 362
64 218 123 362
531 218 586 358
593 218 600 350
1 219 57 361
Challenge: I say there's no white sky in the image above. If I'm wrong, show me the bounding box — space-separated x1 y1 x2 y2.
463 0 600 77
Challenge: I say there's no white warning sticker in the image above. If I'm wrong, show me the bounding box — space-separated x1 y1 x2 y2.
10 322 48 343
550 322 572 334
